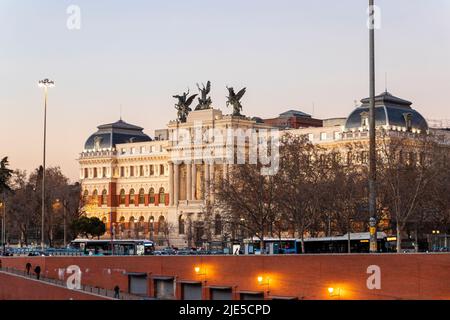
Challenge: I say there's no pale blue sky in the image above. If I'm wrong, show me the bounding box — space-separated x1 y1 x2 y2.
1 0 449 180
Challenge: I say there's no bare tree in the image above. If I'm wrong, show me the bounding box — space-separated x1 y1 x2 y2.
378 132 444 252
277 133 330 253
215 163 279 253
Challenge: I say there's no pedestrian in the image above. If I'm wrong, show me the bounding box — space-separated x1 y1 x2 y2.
25 262 32 275
34 265 41 280
114 285 120 299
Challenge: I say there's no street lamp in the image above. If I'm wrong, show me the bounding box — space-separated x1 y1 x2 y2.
368 0 378 253
38 78 55 250
0 199 6 252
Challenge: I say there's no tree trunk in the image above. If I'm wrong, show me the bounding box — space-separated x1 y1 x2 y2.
347 230 351 254
396 226 402 253
300 230 305 254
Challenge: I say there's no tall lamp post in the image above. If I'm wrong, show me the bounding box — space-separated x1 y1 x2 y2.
368 1 378 253
0 199 6 252
38 78 55 250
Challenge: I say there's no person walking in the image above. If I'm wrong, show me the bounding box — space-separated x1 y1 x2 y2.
114 285 120 299
34 265 41 280
25 262 32 275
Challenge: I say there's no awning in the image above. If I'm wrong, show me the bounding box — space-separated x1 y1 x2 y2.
206 286 233 290
152 275 174 280
237 290 264 295
270 296 298 300
126 272 147 276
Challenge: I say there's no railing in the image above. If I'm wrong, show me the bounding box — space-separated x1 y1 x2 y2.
0 266 144 300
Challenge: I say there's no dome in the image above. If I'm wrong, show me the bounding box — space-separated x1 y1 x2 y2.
344 92 428 133
84 119 152 151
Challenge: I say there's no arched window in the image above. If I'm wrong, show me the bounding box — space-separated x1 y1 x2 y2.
119 189 126 205
138 188 145 204
101 189 108 205
159 187 165 204
83 190 89 203
149 216 155 232
214 214 222 235
92 189 98 205
157 216 165 234
138 216 145 238
129 217 135 230
178 215 185 235
149 188 155 204
129 189 135 205
118 216 126 238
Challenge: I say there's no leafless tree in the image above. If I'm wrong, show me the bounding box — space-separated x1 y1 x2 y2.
378 131 444 252
215 162 279 253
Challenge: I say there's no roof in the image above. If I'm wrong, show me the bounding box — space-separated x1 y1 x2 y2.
84 119 151 151
345 92 428 132
244 232 387 243
279 110 312 118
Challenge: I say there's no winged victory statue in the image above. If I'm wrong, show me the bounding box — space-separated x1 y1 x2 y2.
226 86 246 116
195 81 213 110
173 89 197 123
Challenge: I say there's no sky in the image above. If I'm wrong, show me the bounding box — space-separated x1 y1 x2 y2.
1 0 449 181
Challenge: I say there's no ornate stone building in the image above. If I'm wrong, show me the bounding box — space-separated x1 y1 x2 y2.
80 91 443 248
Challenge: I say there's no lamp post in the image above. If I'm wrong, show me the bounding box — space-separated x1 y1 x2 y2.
38 78 55 250
62 199 67 247
368 0 378 253
0 199 6 252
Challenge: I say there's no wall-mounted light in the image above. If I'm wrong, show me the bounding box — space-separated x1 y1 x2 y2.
257 275 270 293
194 265 206 276
328 287 341 298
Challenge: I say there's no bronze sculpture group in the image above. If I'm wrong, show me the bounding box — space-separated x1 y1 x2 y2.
173 81 246 122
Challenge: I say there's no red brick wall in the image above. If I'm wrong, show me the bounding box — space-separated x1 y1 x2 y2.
1 254 449 300
0 271 109 300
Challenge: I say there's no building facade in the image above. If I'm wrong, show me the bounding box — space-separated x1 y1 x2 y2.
80 91 445 248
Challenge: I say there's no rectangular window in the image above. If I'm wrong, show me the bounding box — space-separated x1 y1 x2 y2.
102 167 107 178
334 131 340 140
84 168 89 179
140 146 145 154
160 164 165 175
120 167 125 177
139 165 144 177
150 165 154 175
121 148 126 155
307 133 313 142
131 147 135 154
130 166 134 177
93 168 98 178
320 132 327 141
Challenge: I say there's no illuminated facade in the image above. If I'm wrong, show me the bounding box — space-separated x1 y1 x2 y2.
80 92 445 247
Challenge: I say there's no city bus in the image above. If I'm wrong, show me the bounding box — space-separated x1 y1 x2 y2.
243 232 392 254
70 239 155 256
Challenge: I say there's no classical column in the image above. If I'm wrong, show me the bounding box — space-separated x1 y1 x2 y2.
186 162 192 201
209 162 215 202
169 162 174 206
191 162 197 200
204 162 210 201
174 163 180 205
222 163 228 180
